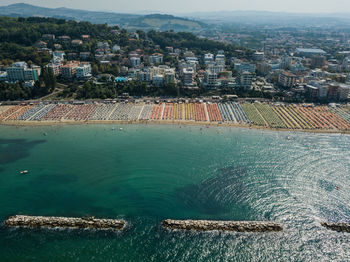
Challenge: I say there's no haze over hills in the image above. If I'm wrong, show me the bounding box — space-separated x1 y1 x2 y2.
0 3 207 32
1 3 350 32
182 10 350 27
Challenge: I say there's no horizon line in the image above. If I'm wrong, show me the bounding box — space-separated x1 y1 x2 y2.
2 2 350 16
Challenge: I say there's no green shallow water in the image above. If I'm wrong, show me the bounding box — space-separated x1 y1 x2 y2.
0 124 350 261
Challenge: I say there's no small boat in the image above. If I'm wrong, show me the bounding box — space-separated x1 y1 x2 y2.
119 128 123 131
20 170 28 174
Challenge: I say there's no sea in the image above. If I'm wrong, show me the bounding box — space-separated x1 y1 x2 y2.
0 124 349 261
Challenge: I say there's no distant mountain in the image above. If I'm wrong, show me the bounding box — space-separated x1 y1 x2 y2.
0 3 207 32
183 10 350 28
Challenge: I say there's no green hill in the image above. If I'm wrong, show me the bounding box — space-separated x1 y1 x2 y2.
0 3 207 32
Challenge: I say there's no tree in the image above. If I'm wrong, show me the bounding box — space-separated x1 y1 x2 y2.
42 68 56 93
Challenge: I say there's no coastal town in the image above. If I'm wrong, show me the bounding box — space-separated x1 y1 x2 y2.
2 2 350 262
1 17 350 104
0 17 349 133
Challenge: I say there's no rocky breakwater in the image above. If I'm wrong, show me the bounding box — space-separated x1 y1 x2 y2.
4 215 126 231
321 222 350 233
162 219 283 232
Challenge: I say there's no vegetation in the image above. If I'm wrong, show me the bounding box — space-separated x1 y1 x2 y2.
0 16 257 100
0 80 51 100
147 31 253 59
76 81 179 99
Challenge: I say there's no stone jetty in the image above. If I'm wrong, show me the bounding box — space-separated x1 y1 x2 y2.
4 215 126 231
162 219 283 232
321 222 350 233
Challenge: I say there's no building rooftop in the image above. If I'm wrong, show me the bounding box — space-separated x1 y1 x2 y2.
296 48 326 54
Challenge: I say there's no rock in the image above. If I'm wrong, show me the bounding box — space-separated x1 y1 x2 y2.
4 215 126 231
321 222 350 233
162 219 283 232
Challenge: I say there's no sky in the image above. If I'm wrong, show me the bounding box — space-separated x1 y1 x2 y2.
1 0 350 14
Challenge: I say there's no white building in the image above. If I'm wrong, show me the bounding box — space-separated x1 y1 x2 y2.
130 57 141 68
238 71 253 89
47 62 62 76
112 45 121 52
149 54 163 64
53 51 65 63
215 54 225 66
179 61 196 76
253 51 264 61
97 41 110 50
76 64 92 78
208 64 225 74
204 53 214 64
183 68 195 86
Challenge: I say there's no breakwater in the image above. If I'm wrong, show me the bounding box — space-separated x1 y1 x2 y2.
321 222 350 233
162 219 283 232
4 215 126 230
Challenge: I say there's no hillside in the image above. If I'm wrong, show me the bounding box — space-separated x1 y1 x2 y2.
0 3 207 32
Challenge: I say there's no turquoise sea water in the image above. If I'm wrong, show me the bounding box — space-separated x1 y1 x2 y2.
0 124 350 261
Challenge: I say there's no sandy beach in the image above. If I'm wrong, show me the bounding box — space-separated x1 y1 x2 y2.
1 119 349 135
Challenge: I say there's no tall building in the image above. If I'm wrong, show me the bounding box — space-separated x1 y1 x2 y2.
61 61 80 78
204 53 214 64
130 57 141 68
204 70 218 88
318 85 329 100
311 55 326 68
328 83 340 101
47 63 62 76
278 71 297 88
208 64 225 74
138 69 152 82
238 71 253 89
257 62 272 76
253 52 264 61
339 84 350 101
183 68 195 86
152 75 164 87
164 69 175 84
215 54 225 66
6 62 39 82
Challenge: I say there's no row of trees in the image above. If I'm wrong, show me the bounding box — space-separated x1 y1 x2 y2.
76 81 179 99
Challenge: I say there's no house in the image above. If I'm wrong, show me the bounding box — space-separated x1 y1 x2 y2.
81 35 90 41
71 39 83 46
42 34 55 41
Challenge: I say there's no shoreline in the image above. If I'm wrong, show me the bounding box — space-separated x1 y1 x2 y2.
1 119 349 135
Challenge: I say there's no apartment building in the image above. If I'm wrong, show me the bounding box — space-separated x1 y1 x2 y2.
6 62 39 82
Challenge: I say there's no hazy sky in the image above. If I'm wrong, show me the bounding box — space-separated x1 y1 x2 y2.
1 0 350 14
